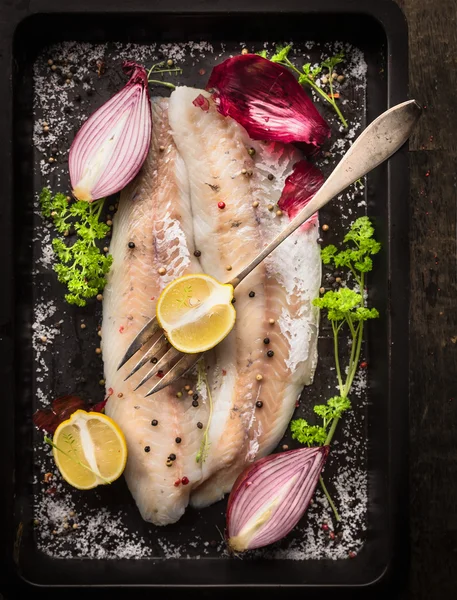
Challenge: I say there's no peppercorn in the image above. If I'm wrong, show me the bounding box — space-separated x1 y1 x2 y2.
282 444 289 450
158 267 166 275
128 241 135 249
166 460 173 467
151 357 158 364
317 237 324 244
226 265 232 271
241 48 249 55
51 64 57 72
167 59 174 67
269 318 275 325
197 422 203 429
169 453 176 461
193 393 199 401
319 287 325 294
256 401 263 408
187 389 194 396
80 323 86 329
184 385 190 391
181 477 189 485
252 201 259 208
276 210 283 217
263 337 270 345
248 147 256 156
106 219 113 226
144 446 151 453
96 293 103 301
267 350 274 358
218 201 226 209
241 168 247 175
159 145 165 152
95 347 102 354
328 276 335 284
47 59 54 66
176 391 182 398
337 74 345 83
322 224 329 231
335 277 342 283
267 204 274 211
175 437 182 444
192 399 199 407
99 379 105 386
48 157 55 164
117 392 123 398
268 173 275 181
194 250 201 257
151 419 158 426
249 291 255 298
232 298 236 304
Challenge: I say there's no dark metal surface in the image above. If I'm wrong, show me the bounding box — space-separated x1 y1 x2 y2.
0 0 409 594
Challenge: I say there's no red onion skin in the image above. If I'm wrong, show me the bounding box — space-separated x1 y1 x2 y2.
278 160 324 230
69 61 152 202
226 446 329 552
192 93 210 111
207 54 330 148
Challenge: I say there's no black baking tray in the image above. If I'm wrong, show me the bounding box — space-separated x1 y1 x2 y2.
0 0 410 595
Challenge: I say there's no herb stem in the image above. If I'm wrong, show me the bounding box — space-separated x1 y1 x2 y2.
148 79 176 90
44 435 110 484
319 476 341 522
332 320 344 395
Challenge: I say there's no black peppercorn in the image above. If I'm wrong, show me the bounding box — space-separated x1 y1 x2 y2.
151 419 158 426
144 446 151 453
192 400 199 407
267 350 274 358
151 357 158 364
193 393 199 400
263 337 270 345
194 250 201 257
328 276 335 284
317 237 324 244
249 291 255 298
175 437 182 444
197 422 203 429
169 453 176 461
256 401 263 408
232 298 236 304
268 173 274 181
128 241 135 248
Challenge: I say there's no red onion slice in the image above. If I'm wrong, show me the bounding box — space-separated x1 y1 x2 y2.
206 54 330 148
278 160 324 230
226 446 329 552
69 61 152 202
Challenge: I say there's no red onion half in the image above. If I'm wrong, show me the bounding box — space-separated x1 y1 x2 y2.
226 446 329 552
69 61 152 202
278 160 324 230
206 54 330 148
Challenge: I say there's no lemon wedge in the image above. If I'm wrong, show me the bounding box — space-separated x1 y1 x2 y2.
52 409 127 490
156 273 236 354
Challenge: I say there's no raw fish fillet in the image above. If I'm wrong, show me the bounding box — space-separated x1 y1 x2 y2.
168 88 321 508
102 98 207 525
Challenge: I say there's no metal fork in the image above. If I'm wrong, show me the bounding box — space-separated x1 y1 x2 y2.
117 99 422 396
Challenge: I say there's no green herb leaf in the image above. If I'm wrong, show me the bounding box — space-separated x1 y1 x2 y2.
290 419 327 446
321 51 345 72
271 44 292 63
40 188 113 307
256 49 268 59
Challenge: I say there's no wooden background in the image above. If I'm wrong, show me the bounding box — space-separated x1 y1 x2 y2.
395 0 457 597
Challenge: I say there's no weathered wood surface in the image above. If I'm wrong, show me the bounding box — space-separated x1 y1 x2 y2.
396 0 457 597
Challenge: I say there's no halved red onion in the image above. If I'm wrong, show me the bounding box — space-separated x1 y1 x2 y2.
69 61 152 202
206 55 330 147
226 446 329 552
278 160 324 230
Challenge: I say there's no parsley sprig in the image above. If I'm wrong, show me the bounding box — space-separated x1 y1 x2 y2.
40 188 113 307
259 45 348 128
290 217 380 519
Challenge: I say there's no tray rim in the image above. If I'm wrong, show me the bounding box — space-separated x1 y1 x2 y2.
0 0 410 593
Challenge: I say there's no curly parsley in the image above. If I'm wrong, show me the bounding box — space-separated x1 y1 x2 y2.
40 188 113 307
290 217 380 519
259 45 348 127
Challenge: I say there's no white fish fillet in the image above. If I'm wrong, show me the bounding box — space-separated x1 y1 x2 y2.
102 98 208 525
168 88 321 509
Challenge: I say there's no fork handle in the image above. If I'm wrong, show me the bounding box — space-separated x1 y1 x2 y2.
227 99 421 289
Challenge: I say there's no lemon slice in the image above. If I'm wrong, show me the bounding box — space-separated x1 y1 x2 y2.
156 273 236 354
52 409 127 490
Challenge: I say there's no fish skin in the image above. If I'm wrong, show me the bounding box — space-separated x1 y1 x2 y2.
168 88 321 509
102 98 208 525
